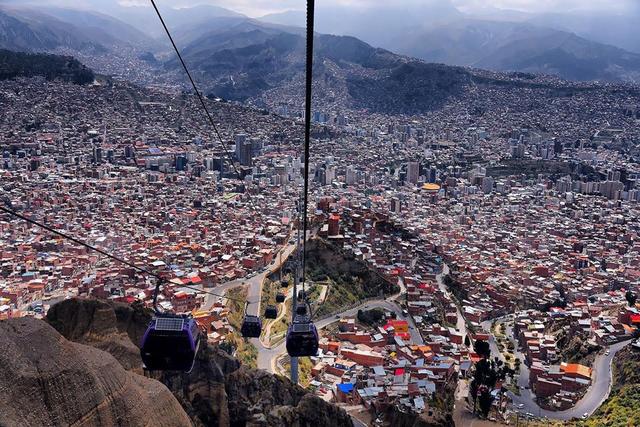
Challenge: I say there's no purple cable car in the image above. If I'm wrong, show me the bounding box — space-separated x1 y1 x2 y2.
141 315 200 372
241 315 262 338
265 305 278 319
286 315 319 357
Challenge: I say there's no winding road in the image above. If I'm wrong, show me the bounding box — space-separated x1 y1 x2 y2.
256 298 425 372
202 233 300 314
481 318 632 420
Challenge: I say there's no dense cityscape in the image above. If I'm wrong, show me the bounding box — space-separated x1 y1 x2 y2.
2 66 640 425
2 1 640 427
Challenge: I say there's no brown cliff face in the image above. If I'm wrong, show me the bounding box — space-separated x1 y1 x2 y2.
0 317 192 427
46 298 353 427
46 298 147 372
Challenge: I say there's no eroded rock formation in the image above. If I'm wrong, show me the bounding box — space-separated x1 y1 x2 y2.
0 317 192 427
44 298 353 427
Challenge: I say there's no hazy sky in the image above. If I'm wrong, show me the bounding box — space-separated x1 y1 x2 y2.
134 0 639 17
11 0 639 17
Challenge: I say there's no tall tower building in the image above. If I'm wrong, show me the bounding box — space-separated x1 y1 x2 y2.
328 214 340 236
407 161 419 184
238 141 253 166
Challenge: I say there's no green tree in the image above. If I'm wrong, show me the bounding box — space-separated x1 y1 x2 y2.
474 339 491 359
477 386 494 418
626 291 637 307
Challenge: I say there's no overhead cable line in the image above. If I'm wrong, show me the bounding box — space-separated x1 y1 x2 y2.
0 205 246 304
300 0 315 315
149 0 242 180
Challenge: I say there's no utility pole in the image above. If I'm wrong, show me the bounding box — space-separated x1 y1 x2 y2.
290 205 302 385
292 0 314 386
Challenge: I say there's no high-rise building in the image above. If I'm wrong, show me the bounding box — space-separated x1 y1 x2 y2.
328 214 340 236
234 134 251 165
407 162 419 184
237 141 253 166
600 181 624 200
325 166 336 186
428 166 437 184
92 146 102 163
346 167 357 185
175 155 188 171
481 176 494 194
607 170 622 182
390 197 401 213
124 145 135 159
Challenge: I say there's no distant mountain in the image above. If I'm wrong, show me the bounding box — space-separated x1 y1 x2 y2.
528 12 640 54
0 9 105 53
259 1 462 50
166 21 472 114
0 6 160 53
107 4 245 39
259 6 640 84
475 29 640 82
380 19 640 83
39 7 162 50
0 49 94 84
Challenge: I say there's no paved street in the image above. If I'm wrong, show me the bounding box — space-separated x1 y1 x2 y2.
475 320 635 421
256 298 424 372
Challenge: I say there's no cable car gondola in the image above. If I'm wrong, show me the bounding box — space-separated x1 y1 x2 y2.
241 315 262 338
276 293 286 303
265 305 278 319
141 314 201 372
286 315 319 357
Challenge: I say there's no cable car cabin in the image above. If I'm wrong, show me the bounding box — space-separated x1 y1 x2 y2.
265 305 278 319
241 315 262 338
276 293 286 303
296 305 307 315
286 316 319 357
140 315 200 372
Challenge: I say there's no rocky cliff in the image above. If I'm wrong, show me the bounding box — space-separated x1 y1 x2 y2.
0 316 192 427
44 298 353 427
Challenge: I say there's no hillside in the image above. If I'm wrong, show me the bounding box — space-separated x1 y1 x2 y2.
393 19 640 83
0 6 158 53
0 9 105 53
305 238 400 316
0 49 94 84
572 345 640 427
0 316 192 426
43 298 354 427
169 23 472 114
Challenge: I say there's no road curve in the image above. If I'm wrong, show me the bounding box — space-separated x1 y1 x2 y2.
256 298 424 372
480 320 633 420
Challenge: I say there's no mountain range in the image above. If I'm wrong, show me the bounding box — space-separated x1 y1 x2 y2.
0 6 159 53
392 19 640 82
1 2 640 114
260 3 640 84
